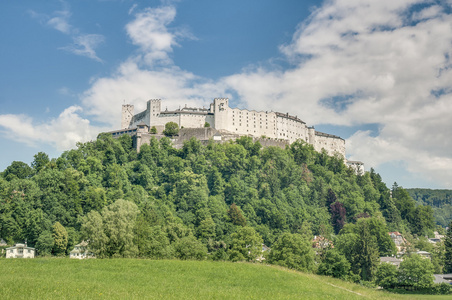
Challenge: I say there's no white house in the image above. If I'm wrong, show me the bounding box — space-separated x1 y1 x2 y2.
6 243 35 258
69 241 95 259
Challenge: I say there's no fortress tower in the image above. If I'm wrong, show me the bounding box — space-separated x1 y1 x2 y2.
148 99 162 127
213 98 229 130
121 104 134 129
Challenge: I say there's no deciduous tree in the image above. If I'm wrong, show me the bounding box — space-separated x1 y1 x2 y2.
52 221 68 256
163 122 179 137
269 232 316 272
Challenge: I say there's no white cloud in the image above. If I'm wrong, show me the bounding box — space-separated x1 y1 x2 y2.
125 6 194 65
82 61 227 126
60 34 105 62
128 4 138 15
0 106 103 150
220 0 452 187
47 9 72 34
30 2 104 62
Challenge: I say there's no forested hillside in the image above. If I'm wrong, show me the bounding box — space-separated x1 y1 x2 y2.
407 188 452 227
0 134 439 283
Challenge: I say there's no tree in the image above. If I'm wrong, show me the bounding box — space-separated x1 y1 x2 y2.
35 231 54 256
52 222 68 255
228 227 263 262
399 254 434 289
411 205 435 236
269 232 316 272
317 249 351 279
375 262 399 289
173 235 207 260
81 199 139 258
326 188 337 209
136 225 172 259
163 122 179 137
351 219 380 281
330 201 346 234
80 210 106 257
444 221 452 273
101 199 139 258
150 126 157 134
197 216 216 241
3 161 33 180
204 122 210 128
227 203 247 227
31 152 50 173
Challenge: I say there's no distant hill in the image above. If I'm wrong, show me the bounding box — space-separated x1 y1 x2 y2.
406 188 452 227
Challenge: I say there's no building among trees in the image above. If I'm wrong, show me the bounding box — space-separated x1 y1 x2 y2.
6 243 35 258
69 241 95 259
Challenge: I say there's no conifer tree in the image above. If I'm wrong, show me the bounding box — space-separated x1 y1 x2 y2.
445 222 452 273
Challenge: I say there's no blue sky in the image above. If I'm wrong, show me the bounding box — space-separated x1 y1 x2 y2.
1 0 452 189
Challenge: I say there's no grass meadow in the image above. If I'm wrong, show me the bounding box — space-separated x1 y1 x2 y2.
0 258 450 299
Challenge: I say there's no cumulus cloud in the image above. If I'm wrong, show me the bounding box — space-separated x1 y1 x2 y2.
125 6 195 65
82 5 221 125
0 106 104 150
221 0 452 187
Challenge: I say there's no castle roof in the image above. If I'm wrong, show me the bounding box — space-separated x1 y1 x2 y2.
275 112 306 124
315 130 344 141
160 110 213 116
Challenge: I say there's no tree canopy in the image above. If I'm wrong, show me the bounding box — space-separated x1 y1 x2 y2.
0 134 442 287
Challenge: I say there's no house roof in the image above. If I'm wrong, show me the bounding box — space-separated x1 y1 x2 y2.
434 274 452 284
380 256 402 263
74 241 89 247
388 231 402 236
5 243 35 250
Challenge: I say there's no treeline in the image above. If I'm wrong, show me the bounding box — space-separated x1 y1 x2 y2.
407 188 452 227
0 134 442 285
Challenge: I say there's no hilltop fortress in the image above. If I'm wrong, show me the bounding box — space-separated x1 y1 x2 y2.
114 98 363 174
121 98 345 156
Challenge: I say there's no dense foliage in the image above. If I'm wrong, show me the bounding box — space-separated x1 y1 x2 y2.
0 134 440 285
407 188 452 227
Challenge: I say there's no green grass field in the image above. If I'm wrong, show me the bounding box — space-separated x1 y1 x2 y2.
0 258 449 299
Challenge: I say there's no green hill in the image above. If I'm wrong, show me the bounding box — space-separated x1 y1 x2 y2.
1 134 444 292
0 259 447 299
406 188 452 227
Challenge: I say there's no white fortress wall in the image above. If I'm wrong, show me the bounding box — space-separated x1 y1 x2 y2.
179 112 210 128
275 113 309 143
228 107 277 138
313 131 345 157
